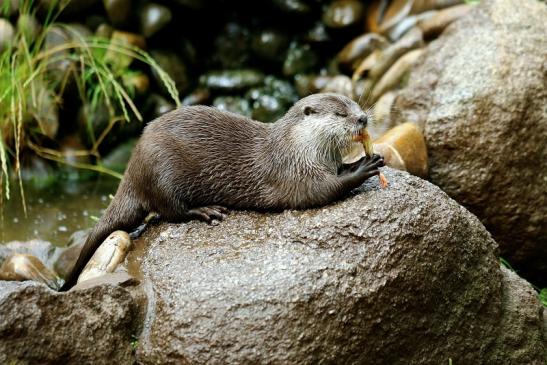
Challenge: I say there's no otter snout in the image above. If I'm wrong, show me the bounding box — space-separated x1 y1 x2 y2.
357 115 368 128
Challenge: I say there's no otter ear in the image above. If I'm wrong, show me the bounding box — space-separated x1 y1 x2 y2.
303 106 316 115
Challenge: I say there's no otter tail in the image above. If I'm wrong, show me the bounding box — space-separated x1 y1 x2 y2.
59 184 145 291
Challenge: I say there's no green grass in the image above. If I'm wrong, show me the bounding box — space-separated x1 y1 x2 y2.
0 0 179 206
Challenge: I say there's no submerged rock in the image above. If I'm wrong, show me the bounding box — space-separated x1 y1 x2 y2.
393 0 547 286
131 169 544 364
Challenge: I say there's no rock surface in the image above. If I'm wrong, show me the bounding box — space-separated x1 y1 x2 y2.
393 0 547 286
130 168 545 364
0 280 140 364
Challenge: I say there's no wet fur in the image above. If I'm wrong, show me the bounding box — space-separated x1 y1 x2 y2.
61 93 374 290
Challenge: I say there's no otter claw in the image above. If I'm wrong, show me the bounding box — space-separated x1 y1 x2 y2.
188 206 228 224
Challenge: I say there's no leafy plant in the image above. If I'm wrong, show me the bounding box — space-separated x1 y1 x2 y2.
0 0 179 206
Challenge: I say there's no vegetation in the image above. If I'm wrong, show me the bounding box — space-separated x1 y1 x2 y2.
0 0 179 207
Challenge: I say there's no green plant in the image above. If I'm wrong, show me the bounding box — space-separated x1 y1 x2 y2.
0 0 179 206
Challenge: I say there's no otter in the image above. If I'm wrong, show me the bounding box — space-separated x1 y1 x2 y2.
60 93 384 291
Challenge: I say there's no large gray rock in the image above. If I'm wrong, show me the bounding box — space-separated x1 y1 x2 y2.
393 0 547 286
131 168 545 364
0 280 140 365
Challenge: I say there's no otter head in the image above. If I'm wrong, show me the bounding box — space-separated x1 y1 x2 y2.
282 93 370 165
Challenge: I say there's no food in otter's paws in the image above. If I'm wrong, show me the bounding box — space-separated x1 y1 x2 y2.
354 129 389 188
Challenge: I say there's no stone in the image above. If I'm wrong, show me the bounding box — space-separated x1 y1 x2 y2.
370 48 424 102
322 0 365 29
251 28 289 63
200 69 265 92
0 18 14 53
211 22 251 69
486 267 546 364
213 96 252 118
101 138 138 174
393 0 547 286
150 49 190 95
337 33 389 72
0 281 139 364
131 168 545 364
140 2 172 38
418 4 472 39
103 0 131 27
181 88 210 106
246 76 298 122
0 239 62 270
282 41 319 77
16 14 40 42
321 75 353 99
271 0 311 14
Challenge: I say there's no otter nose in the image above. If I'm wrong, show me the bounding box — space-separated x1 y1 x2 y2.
358 115 368 127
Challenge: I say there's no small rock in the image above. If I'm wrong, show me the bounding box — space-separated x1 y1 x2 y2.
271 0 311 14
200 69 265 92
251 28 289 63
370 48 424 102
322 0 365 28
0 254 63 290
368 26 424 81
94 22 113 38
211 22 251 69
304 21 331 44
150 49 190 95
337 33 389 71
16 14 40 42
101 139 138 174
0 239 62 269
386 10 437 41
140 2 172 38
106 30 146 69
246 76 298 122
282 41 319 77
213 96 252 118
321 75 353 99
294 74 332 97
181 88 210 106
418 4 473 39
145 93 175 119
103 0 131 27
0 18 15 53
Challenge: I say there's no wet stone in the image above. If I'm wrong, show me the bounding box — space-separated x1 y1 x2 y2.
337 33 389 71
140 2 172 38
16 14 40 42
0 18 15 53
145 93 176 119
322 0 365 28
211 22 251 69
200 69 265 92
213 96 252 118
294 74 332 97
247 76 298 122
103 0 131 27
182 88 210 106
102 138 138 174
95 22 113 38
151 49 190 95
251 29 289 63
321 75 353 99
304 21 331 43
271 0 312 14
282 41 319 77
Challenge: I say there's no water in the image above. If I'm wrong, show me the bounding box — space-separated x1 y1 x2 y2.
0 178 119 247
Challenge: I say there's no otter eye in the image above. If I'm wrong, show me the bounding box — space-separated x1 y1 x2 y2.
303 106 316 115
335 112 348 117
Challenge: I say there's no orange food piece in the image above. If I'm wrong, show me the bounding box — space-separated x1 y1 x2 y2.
378 172 388 189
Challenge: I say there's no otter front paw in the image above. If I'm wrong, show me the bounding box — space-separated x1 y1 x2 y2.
355 153 385 179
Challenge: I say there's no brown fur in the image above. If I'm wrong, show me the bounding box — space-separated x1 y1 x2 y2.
60 93 381 290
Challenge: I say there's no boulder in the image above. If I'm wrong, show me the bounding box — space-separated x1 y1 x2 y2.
392 0 547 286
0 280 140 364
130 168 545 364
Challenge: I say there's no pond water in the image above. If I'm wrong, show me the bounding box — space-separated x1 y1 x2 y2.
0 178 119 247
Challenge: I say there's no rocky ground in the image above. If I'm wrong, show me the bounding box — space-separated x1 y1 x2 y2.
0 0 546 363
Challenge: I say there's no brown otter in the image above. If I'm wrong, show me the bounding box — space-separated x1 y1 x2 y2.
60 93 384 291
